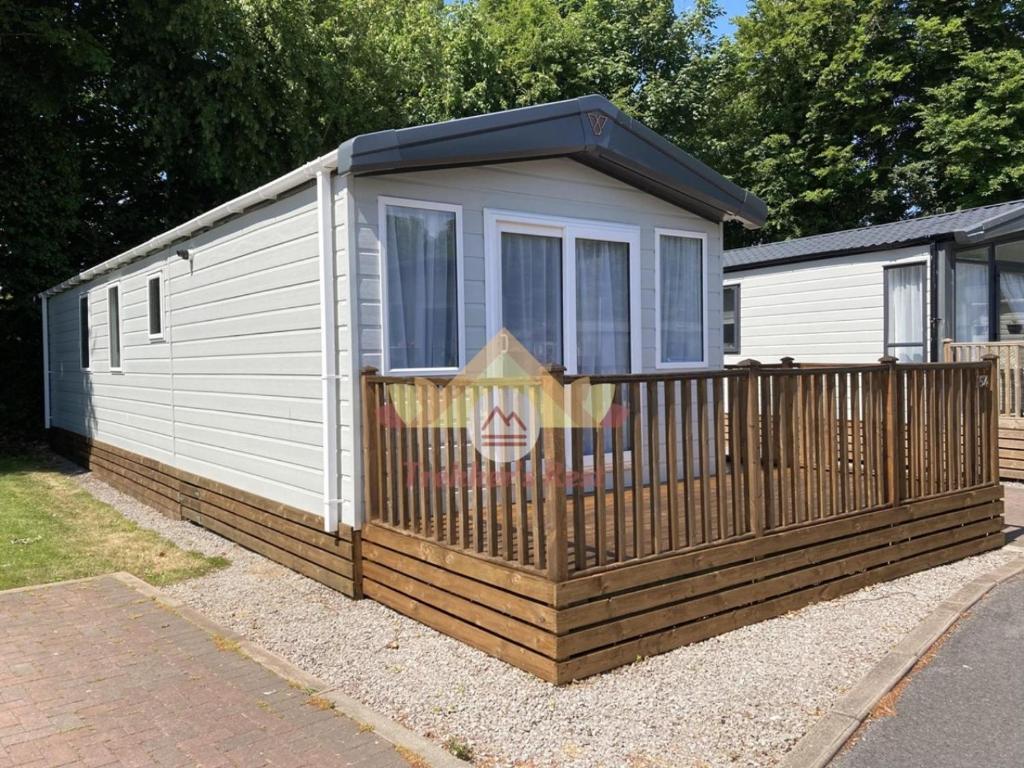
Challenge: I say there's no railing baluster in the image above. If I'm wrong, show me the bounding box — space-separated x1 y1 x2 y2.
629 381 645 558
646 380 663 554
714 377 728 539
664 380 679 549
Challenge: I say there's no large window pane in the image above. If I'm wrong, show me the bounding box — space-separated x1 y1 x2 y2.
576 238 630 374
501 231 563 364
997 240 1024 341
885 264 925 362
385 205 459 369
659 234 704 364
955 247 989 342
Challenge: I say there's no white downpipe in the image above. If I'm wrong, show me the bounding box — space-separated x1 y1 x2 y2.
344 180 364 530
317 170 341 533
41 295 51 429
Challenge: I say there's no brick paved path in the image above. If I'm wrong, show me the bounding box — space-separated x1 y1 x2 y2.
0 576 410 768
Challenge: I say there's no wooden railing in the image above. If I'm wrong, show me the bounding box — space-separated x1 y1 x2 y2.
945 339 1024 422
361 357 999 581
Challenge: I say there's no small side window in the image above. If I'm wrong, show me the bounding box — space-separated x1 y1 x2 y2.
108 284 122 371
723 284 740 354
148 274 163 339
79 294 90 369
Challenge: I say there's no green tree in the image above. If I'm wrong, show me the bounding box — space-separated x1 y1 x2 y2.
713 0 1024 245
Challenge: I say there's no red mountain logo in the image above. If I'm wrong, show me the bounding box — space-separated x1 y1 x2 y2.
480 406 528 447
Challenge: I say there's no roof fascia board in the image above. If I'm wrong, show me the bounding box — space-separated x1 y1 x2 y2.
337 95 767 228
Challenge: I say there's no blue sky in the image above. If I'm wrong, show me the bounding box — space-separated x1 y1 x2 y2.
677 0 749 38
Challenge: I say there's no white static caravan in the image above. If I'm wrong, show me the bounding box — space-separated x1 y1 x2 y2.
41 96 766 600
722 200 1024 367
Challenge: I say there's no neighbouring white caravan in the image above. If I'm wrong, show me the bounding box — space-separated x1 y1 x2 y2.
722 200 1024 367
40 96 766 536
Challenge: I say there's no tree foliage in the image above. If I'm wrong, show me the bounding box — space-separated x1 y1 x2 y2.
2 0 1023 439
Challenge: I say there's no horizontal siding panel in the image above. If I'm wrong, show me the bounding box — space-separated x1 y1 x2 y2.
171 304 320 342
174 439 321 505
174 422 322 470
172 374 320 400
170 258 319 311
173 391 321 423
172 353 321 377
175 406 322 445
172 282 318 326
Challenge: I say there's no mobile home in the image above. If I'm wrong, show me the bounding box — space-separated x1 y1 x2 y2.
42 98 1004 682
723 201 1024 478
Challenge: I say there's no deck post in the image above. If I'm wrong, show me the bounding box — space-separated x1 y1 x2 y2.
942 338 953 363
780 356 795 369
544 364 568 581
736 359 764 536
982 354 1000 484
879 356 902 507
361 367 381 524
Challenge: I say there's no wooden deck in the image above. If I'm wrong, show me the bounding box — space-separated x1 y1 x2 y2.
362 358 1006 682
363 485 1005 682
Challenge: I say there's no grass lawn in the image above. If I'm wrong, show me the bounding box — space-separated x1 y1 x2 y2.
0 453 228 590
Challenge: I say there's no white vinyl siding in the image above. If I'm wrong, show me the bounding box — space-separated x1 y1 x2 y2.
723 245 933 366
46 186 326 515
349 159 723 375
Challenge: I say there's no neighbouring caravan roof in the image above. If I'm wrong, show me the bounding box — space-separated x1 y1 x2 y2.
41 95 765 298
725 199 1024 272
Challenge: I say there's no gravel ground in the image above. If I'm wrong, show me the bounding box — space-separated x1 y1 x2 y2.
67 462 1014 768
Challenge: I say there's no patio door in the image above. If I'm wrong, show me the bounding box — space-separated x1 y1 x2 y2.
487 212 641 374
487 212 641 457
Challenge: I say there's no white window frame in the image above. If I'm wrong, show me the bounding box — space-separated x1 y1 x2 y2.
484 209 642 375
147 271 164 341
378 196 466 375
79 292 91 371
723 282 741 355
107 281 123 373
654 228 709 370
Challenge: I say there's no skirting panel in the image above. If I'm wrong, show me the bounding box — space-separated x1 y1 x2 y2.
998 424 1024 480
48 427 360 598
363 486 1005 683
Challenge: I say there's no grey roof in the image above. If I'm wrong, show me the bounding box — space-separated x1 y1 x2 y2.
338 95 767 229
724 199 1024 271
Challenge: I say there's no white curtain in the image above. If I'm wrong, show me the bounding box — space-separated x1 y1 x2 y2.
955 261 989 342
887 265 924 343
886 264 924 361
501 232 563 363
660 235 703 363
386 205 458 369
576 238 630 374
999 270 1024 338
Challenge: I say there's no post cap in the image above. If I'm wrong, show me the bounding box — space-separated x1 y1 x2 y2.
780 356 795 368
878 355 899 365
734 358 762 368
981 353 999 362
361 365 379 375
